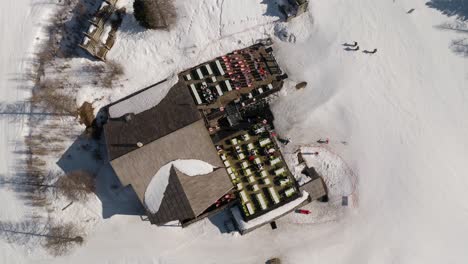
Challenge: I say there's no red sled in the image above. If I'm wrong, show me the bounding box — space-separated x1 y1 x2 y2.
296 209 311 215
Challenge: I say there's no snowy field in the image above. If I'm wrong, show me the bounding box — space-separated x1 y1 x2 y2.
1 0 468 263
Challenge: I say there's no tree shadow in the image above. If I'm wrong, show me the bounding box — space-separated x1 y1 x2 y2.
426 0 468 21
434 21 468 56
427 1 468 57
450 38 468 56
56 130 144 219
261 0 285 20
118 10 147 35
57 0 103 59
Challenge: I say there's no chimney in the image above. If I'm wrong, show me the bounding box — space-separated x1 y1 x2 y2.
124 113 134 122
137 142 143 148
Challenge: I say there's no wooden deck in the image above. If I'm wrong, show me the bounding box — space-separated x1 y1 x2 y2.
180 44 283 110
79 1 124 61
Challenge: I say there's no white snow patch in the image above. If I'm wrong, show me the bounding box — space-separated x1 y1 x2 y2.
274 12 314 43
171 159 216 176
108 75 178 118
301 146 356 201
144 159 216 214
100 22 113 44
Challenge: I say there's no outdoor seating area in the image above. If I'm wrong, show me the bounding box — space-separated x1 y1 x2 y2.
215 124 299 219
169 44 303 224
79 0 125 61
180 43 285 109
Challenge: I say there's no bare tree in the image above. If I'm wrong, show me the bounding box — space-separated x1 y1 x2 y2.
0 219 84 256
108 60 124 76
101 60 124 88
134 0 177 30
44 222 84 256
55 170 96 201
31 78 78 116
0 220 44 245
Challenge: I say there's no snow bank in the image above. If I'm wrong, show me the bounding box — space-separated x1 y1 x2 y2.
300 146 355 201
144 159 216 214
231 191 309 232
171 159 216 176
108 75 178 118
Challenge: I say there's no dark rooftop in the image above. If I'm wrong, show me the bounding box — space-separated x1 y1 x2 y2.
150 165 196 224
299 177 326 201
104 80 202 160
150 166 233 225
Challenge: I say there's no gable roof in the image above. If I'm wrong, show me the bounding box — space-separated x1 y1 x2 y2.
150 166 196 224
104 80 202 160
109 119 233 224
150 165 233 224
175 167 232 216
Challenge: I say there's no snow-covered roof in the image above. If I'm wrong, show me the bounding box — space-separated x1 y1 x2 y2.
104 78 201 160
140 158 233 225
108 76 178 118
109 120 233 224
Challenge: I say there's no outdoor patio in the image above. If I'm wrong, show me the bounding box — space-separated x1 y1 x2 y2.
215 123 299 219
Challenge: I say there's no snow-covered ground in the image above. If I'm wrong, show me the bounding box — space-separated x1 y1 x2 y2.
2 0 468 263
0 0 56 262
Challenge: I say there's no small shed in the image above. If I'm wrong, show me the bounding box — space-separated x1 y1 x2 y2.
299 177 326 201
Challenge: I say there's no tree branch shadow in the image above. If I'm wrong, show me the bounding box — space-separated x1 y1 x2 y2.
0 220 84 256
431 16 468 57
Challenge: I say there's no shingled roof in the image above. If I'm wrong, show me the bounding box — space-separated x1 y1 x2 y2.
104 80 202 160
105 80 233 225
150 166 233 225
175 166 232 216
149 166 196 224
110 118 231 203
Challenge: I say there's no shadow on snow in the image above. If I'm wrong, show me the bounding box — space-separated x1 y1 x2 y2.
56 129 144 219
427 0 468 57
